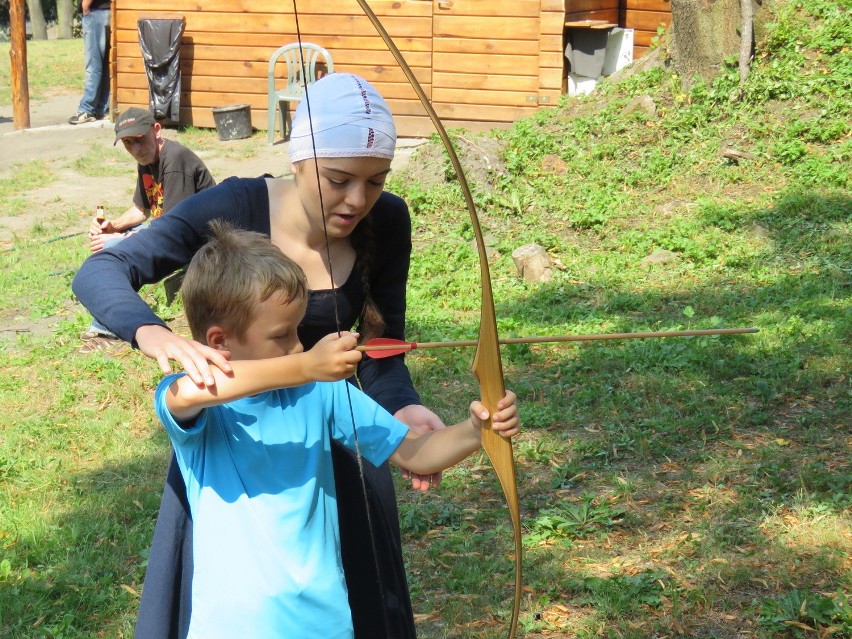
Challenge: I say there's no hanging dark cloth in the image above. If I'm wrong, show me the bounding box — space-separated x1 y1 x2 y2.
137 18 186 121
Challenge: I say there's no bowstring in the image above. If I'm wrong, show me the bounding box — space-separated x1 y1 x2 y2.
291 4 390 636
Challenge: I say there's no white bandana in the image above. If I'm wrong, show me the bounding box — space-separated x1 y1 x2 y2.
288 73 397 163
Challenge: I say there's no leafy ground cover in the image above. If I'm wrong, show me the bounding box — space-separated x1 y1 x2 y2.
1 0 849 636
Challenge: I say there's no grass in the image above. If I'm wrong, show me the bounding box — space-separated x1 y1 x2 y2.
177 126 272 162
0 161 55 217
0 38 83 105
1 0 850 637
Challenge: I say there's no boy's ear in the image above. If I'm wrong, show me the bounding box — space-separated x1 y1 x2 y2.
205 325 230 352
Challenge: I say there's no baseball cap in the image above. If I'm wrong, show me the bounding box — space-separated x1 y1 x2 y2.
114 107 156 144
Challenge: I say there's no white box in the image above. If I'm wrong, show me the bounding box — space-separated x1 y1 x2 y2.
602 28 634 76
567 74 598 96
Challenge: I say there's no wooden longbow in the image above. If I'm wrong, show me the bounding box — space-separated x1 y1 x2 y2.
294 4 756 636
290 3 521 636
352 3 523 637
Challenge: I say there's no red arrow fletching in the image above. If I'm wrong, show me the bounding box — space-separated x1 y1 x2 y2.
359 338 418 358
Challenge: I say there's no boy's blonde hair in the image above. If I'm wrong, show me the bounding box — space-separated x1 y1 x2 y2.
181 221 308 343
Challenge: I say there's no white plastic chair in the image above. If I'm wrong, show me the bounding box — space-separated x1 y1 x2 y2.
267 42 333 145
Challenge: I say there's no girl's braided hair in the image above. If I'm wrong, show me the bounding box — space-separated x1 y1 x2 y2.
350 215 386 343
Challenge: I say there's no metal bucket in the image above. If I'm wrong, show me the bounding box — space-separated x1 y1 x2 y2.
211 104 252 141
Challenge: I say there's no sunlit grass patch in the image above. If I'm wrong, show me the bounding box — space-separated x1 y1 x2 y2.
762 501 852 555
0 39 83 105
174 125 268 162
0 161 54 199
73 143 131 178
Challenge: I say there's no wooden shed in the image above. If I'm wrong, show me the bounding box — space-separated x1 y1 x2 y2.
110 0 670 138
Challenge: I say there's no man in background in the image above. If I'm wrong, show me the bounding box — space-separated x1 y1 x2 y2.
87 107 215 251
69 0 112 124
80 107 215 352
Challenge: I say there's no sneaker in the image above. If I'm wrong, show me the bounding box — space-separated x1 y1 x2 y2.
78 334 123 355
81 330 111 340
69 111 96 125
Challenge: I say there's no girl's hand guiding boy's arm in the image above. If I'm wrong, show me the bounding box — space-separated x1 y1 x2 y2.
139 326 361 391
389 390 519 476
137 324 233 389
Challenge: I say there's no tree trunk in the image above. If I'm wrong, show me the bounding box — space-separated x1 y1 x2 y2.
739 0 754 83
26 0 48 40
57 0 75 39
669 0 743 79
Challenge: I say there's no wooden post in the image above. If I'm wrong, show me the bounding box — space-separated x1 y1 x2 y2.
9 0 31 130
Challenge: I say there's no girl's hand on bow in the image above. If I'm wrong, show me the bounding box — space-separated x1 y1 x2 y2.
394 404 447 492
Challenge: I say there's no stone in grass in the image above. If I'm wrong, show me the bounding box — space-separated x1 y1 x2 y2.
512 243 553 282
640 249 679 269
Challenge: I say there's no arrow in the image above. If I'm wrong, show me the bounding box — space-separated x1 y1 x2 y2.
357 327 759 359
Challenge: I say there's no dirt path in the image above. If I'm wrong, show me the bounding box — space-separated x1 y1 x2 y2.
0 92 422 243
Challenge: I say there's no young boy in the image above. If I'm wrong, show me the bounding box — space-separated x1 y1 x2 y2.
154 223 519 639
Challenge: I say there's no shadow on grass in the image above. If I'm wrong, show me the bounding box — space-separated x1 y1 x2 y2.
2 192 846 638
402 191 850 634
0 447 170 638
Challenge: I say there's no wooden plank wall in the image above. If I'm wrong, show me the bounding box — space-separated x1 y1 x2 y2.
562 0 671 61
115 0 435 135
540 1 567 105
429 0 561 124
625 0 671 58
565 0 619 28
114 0 562 137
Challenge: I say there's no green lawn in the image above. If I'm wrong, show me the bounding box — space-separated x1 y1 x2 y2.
0 38 83 105
1 1 850 637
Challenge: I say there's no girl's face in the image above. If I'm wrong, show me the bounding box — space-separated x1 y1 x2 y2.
293 156 392 237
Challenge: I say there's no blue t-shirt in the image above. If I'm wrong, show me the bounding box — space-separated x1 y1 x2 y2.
154 375 409 639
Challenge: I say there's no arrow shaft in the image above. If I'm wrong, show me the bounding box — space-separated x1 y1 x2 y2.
359 327 758 353
496 327 758 345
